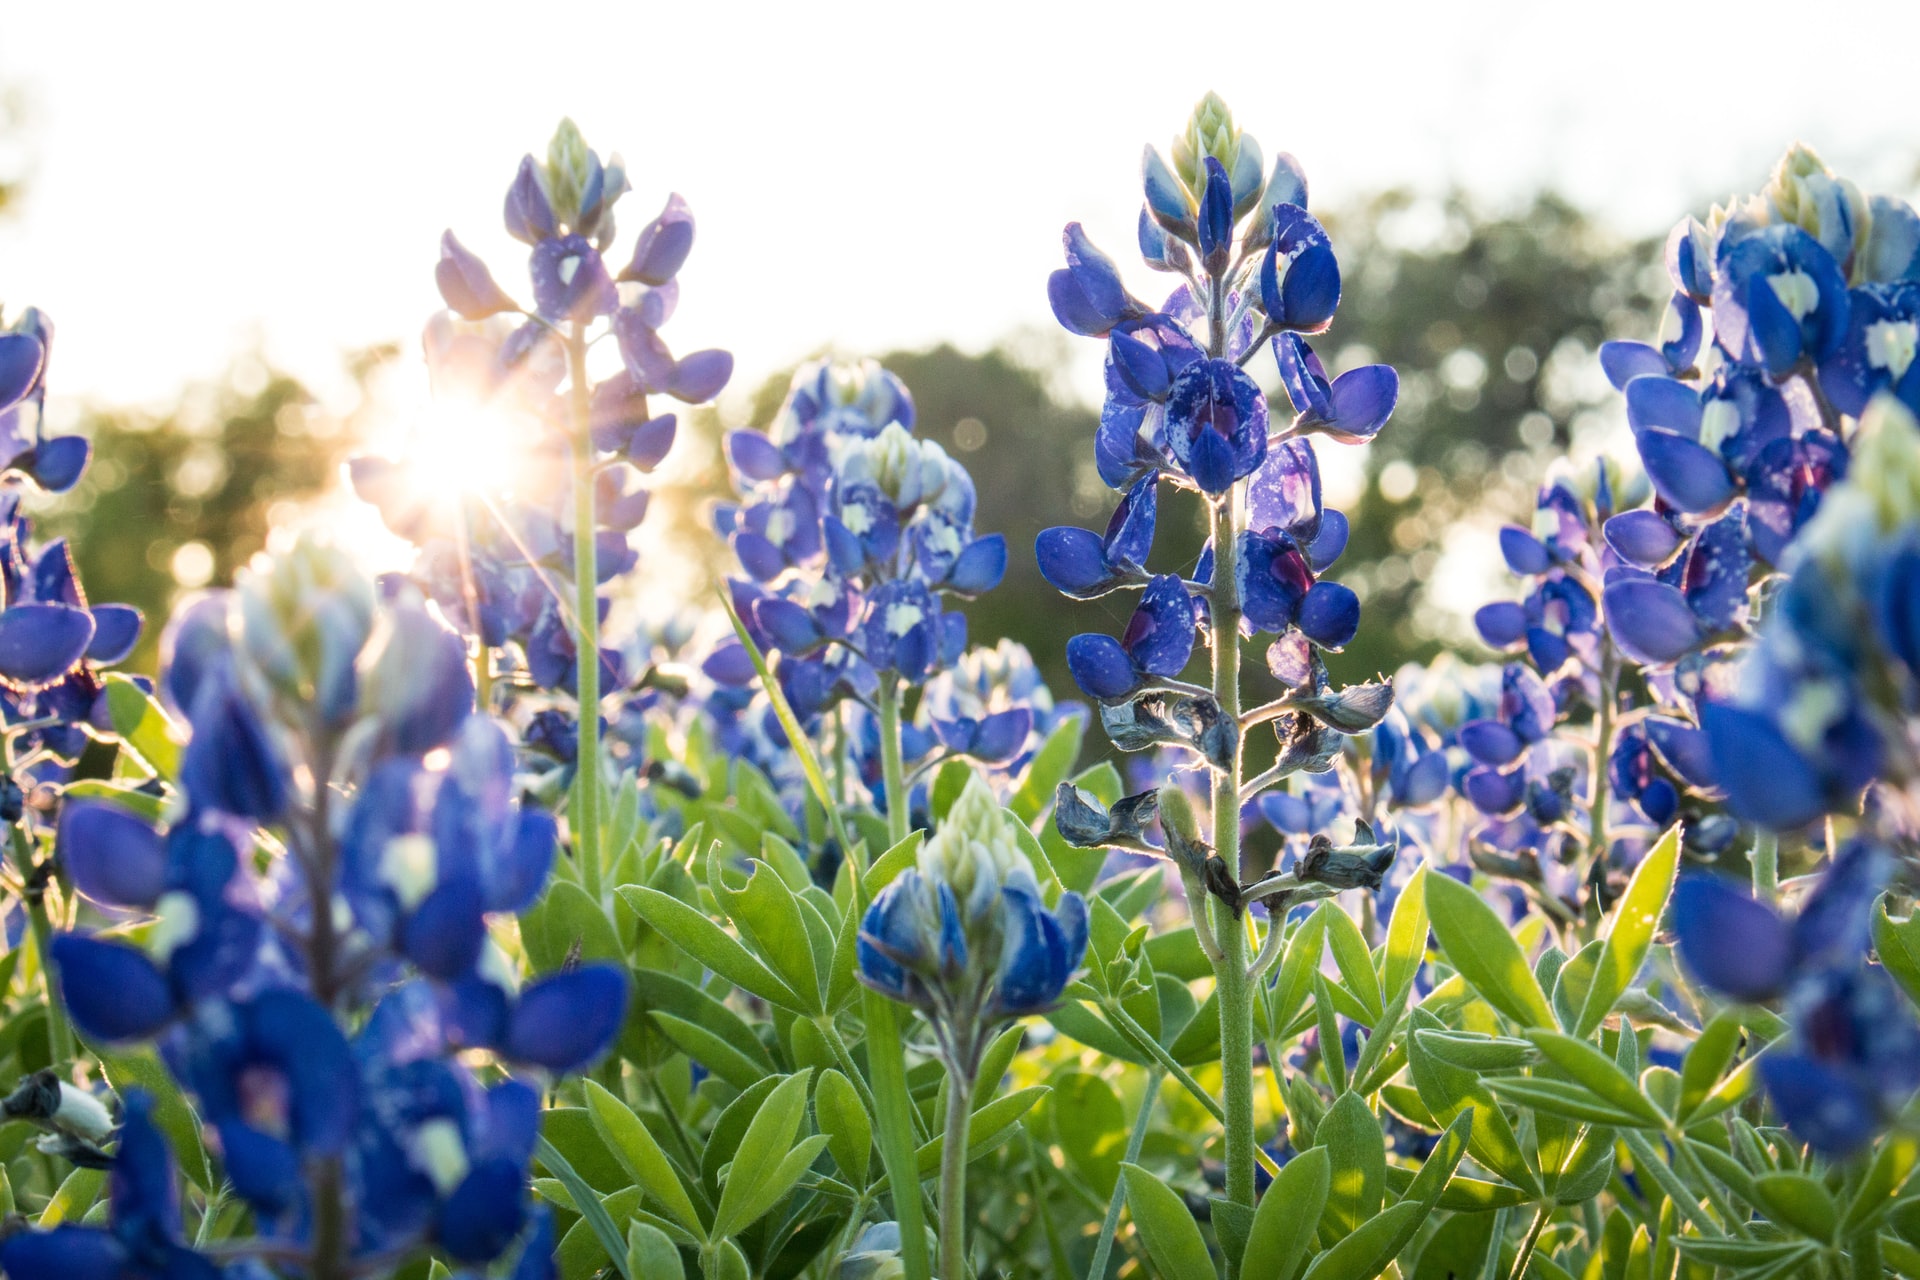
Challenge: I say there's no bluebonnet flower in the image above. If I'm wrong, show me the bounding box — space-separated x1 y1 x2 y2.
357 120 728 839
1043 95 1398 947
1671 839 1916 1155
1700 396 1920 828
858 773 1087 1068
41 542 623 1276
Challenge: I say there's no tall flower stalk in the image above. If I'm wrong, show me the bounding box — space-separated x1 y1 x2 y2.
1039 93 1400 1252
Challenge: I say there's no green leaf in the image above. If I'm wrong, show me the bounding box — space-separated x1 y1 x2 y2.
536 1138 636 1280
1269 907 1328 1032
1754 1171 1839 1242
1011 715 1084 824
539 1108 628 1193
39 1167 103 1227
1397 1109 1473 1209
524 878 624 973
650 1013 768 1093
581 1080 705 1241
719 1134 831 1238
1122 1162 1219 1280
1242 1147 1329 1280
707 856 822 1014
1877 898 1920 1008
912 1086 1049 1178
630 970 776 1076
815 1068 873 1189
619 885 806 1011
1318 1091 1385 1236
1382 863 1430 998
713 1070 812 1239
1425 871 1556 1029
1843 1132 1918 1233
1577 824 1679 1037
1324 903 1385 1024
1406 1009 1539 1195
1411 1029 1538 1072
626 1223 682 1280
718 592 851 854
1483 1076 1649 1128
1677 1010 1742 1121
1299 1201 1423 1280
103 673 183 780
1526 1030 1670 1127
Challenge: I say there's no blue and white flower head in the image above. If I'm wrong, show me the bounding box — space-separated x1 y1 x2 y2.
857 773 1088 1068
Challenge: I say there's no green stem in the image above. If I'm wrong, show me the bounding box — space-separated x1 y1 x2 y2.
1586 638 1615 883
1508 1204 1549 1280
566 325 603 900
1103 1000 1226 1126
866 673 932 1280
1208 488 1256 1237
1753 830 1780 902
879 678 910 846
10 823 72 1066
939 1060 975 1280
1087 1068 1163 1280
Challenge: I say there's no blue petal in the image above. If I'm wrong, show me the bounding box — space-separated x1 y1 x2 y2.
182 669 288 820
1319 364 1398 444
1498 527 1551 576
249 990 359 1153
504 965 627 1073
1639 427 1735 513
1670 875 1791 1000
84 604 143 666
1473 602 1527 648
1459 719 1523 766
1065 634 1138 702
0 603 95 689
752 598 823 654
1790 838 1886 971
1297 581 1359 650
1758 1054 1882 1157
50 935 174 1041
726 430 786 482
403 877 487 981
0 332 46 410
1123 575 1196 676
947 535 1007 595
436 231 517 320
1602 578 1702 665
0 1227 128 1280
970 708 1032 763
1462 767 1526 816
60 802 167 909
22 437 91 493
1699 702 1830 829
1598 341 1669 390
440 1158 529 1264
623 193 695 286
502 155 556 244
1037 528 1110 598
1106 473 1160 566
667 349 733 404
627 414 677 471
1603 510 1682 567
1624 376 1703 438
1308 510 1349 572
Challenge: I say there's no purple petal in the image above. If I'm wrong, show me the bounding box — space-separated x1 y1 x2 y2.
667 349 733 404
1602 577 1703 664
1066 634 1137 702
1474 601 1527 648
1625 376 1703 438
1297 581 1359 650
1598 341 1668 391
85 604 144 665
0 332 45 411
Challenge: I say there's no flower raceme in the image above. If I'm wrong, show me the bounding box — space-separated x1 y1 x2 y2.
856 773 1088 1057
18 540 624 1277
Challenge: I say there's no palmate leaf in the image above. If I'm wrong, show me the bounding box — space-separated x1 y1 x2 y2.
1575 823 1680 1037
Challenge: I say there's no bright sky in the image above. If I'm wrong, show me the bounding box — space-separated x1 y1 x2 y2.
2 0 1917 414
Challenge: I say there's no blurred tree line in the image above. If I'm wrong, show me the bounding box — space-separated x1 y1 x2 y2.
31 184 1669 713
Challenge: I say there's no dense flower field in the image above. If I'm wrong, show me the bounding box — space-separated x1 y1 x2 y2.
2 98 1920 1280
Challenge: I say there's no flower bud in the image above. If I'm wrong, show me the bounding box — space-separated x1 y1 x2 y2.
1172 92 1240 199
920 771 1026 925
542 118 595 232
1155 781 1206 868
357 588 475 757
233 534 375 728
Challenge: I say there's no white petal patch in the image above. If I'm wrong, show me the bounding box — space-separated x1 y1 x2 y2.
1866 319 1919 381
1766 269 1821 322
885 602 925 637
380 834 439 911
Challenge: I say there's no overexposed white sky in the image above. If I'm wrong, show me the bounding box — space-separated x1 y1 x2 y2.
2 0 1918 412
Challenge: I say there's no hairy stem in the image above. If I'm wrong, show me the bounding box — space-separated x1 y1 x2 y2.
1753 830 1780 901
566 325 603 899
866 675 932 1280
939 1058 975 1280
1208 486 1257 1242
